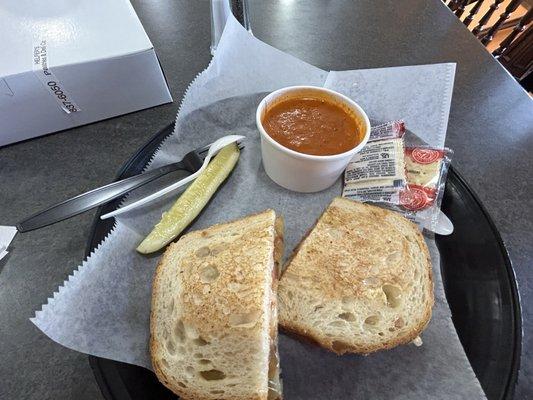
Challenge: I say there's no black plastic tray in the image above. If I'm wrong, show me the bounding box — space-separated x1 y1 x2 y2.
87 123 522 400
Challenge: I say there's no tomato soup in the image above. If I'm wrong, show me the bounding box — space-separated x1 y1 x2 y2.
261 96 362 156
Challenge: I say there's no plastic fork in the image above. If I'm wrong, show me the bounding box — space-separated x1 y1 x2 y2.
16 139 245 232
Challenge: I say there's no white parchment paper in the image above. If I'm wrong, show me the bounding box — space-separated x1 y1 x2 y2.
31 15 485 399
0 225 17 261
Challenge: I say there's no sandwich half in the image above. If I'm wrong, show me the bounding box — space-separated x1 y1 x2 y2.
278 197 433 355
150 210 284 400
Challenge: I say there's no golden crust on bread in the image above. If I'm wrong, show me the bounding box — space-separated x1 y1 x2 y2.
150 210 282 400
278 197 434 355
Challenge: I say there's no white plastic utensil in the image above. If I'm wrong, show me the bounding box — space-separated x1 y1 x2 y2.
100 135 245 220
421 209 454 235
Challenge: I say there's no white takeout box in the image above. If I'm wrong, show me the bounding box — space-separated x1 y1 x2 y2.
0 0 173 147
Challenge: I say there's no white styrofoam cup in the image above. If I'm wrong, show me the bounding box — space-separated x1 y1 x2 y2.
256 86 370 193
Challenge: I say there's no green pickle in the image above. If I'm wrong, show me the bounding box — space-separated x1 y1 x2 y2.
137 143 240 254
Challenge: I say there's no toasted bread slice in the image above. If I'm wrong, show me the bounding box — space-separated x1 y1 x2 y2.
151 210 284 400
278 197 433 355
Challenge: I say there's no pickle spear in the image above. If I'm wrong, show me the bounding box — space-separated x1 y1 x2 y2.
136 143 240 254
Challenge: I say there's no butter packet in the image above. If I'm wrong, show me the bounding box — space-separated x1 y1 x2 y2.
343 180 404 203
368 120 405 142
342 120 453 233
344 138 406 185
343 137 406 203
384 146 453 232
400 147 451 211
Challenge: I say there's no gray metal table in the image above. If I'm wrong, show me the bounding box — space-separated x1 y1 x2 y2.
1 1 531 399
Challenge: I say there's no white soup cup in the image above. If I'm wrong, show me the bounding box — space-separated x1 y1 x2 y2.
256 86 370 193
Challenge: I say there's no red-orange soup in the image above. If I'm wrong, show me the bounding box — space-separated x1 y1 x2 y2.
262 96 362 156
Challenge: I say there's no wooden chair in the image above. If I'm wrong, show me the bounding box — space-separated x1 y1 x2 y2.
446 0 532 90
